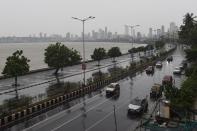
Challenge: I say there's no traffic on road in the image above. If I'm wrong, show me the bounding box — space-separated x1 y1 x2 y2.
3 45 186 131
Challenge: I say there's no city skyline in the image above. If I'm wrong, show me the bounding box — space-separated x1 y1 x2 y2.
0 21 178 39
0 0 197 37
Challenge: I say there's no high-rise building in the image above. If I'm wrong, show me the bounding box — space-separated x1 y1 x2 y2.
124 25 129 36
71 34 73 39
157 29 161 38
169 22 179 40
113 32 118 39
98 29 105 39
44 33 47 38
39 32 43 38
137 32 142 40
161 25 165 36
107 32 112 39
169 22 178 33
104 27 108 39
92 30 98 40
148 28 153 39
66 32 71 40
132 29 136 38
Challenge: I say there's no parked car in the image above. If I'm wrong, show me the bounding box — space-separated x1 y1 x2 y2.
156 61 162 68
179 64 184 71
180 60 187 70
173 67 182 75
146 66 154 74
150 84 163 99
162 75 173 86
106 83 120 96
128 97 148 115
167 56 173 61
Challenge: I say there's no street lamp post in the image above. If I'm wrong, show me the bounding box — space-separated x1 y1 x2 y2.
153 29 157 56
128 25 140 62
153 29 157 41
72 16 95 86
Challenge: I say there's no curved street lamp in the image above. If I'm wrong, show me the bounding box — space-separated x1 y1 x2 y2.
127 25 140 62
72 16 95 86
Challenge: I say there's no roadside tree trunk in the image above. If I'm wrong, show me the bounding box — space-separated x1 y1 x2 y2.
113 57 116 63
55 75 60 84
14 76 19 99
99 68 102 81
54 68 59 75
98 60 100 66
14 76 17 87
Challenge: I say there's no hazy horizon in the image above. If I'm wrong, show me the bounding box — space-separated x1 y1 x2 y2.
0 0 197 37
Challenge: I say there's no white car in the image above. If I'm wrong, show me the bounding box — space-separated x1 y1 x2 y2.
156 61 162 68
106 83 120 95
128 98 148 115
173 67 181 74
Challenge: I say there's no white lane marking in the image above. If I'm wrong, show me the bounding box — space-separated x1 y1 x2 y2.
23 55 136 130
50 96 115 131
86 100 129 131
23 92 106 131
51 97 130 131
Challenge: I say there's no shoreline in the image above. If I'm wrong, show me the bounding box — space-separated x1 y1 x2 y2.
0 42 147 74
0 52 130 80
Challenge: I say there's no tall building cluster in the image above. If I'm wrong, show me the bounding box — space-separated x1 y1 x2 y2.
147 22 179 40
0 22 179 43
65 26 124 41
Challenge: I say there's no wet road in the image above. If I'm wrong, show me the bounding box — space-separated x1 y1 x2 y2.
0 53 140 104
0 44 171 104
15 46 186 131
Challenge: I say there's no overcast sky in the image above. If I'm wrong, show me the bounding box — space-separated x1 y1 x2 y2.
0 0 197 37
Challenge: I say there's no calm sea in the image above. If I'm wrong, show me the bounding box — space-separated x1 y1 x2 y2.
0 42 146 72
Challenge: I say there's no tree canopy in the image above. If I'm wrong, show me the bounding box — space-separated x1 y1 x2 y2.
2 50 30 77
91 48 106 66
128 47 138 54
169 12 197 112
179 13 197 45
128 46 146 54
155 40 165 49
145 44 154 51
2 50 30 87
108 47 122 62
44 42 81 74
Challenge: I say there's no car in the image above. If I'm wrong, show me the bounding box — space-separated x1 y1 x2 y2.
173 67 182 74
106 83 120 96
180 60 187 70
128 97 148 115
179 64 184 71
150 84 163 99
167 56 173 61
146 66 154 74
156 61 162 68
162 75 173 86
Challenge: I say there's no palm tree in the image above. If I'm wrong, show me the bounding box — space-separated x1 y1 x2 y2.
183 13 196 27
179 13 197 45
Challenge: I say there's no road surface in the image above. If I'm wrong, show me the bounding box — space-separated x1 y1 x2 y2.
3 46 185 131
